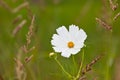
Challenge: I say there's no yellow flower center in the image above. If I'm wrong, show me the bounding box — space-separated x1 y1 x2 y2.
67 41 74 48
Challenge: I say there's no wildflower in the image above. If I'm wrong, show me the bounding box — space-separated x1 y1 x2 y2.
51 25 87 58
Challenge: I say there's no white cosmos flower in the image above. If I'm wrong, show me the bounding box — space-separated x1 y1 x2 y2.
51 25 87 58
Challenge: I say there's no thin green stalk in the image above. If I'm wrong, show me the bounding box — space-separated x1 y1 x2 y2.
75 50 85 79
105 65 110 80
54 57 72 79
105 56 111 80
72 55 77 73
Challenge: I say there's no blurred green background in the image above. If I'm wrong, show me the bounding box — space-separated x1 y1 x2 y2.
0 0 120 80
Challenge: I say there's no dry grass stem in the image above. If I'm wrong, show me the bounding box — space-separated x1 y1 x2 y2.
12 1 29 13
21 45 35 54
14 48 27 80
14 58 23 71
21 45 28 53
13 1 35 80
14 58 26 80
96 18 112 31
21 15 35 65
79 75 86 80
113 12 120 20
25 54 34 63
0 0 11 11
26 15 35 47
12 15 23 24
29 46 35 52
12 19 27 36
21 15 35 55
0 0 12 12
82 54 103 75
0 0 30 14
109 0 118 11
14 15 35 79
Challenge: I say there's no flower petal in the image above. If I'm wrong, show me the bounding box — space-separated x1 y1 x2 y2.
70 48 81 55
61 50 71 58
56 26 70 41
76 29 87 43
51 34 66 47
74 41 84 49
52 47 61 52
69 24 79 38
51 34 68 53
65 48 80 55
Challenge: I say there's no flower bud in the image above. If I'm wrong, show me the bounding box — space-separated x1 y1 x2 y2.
49 52 56 58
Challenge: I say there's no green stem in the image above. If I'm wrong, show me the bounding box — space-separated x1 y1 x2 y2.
105 65 110 80
72 55 77 73
54 57 72 79
75 50 85 79
105 57 111 80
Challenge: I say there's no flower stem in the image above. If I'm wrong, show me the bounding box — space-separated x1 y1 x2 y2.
75 50 85 79
72 55 77 74
54 57 72 79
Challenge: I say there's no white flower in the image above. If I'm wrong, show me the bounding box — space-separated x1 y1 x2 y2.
51 25 87 58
